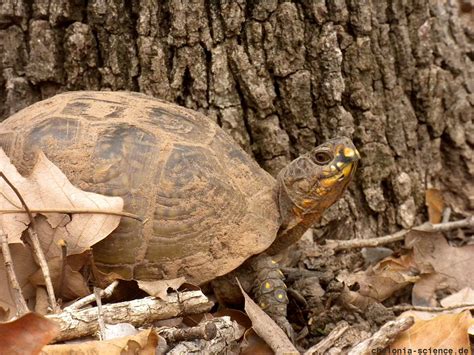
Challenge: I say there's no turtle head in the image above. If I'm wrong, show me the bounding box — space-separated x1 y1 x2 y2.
275 137 359 239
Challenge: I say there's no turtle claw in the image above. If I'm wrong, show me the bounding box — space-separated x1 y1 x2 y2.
273 315 296 343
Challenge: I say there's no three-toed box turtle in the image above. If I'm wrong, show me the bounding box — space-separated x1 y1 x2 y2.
0 91 358 333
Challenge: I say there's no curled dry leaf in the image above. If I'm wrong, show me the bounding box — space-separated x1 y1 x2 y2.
137 277 187 300
407 231 474 306
0 312 59 354
0 148 123 256
236 279 298 355
390 311 474 352
41 328 163 355
337 254 419 302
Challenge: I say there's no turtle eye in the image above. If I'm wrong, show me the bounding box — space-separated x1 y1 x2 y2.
313 151 332 165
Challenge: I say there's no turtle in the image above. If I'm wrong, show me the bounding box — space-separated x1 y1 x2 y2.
0 91 359 334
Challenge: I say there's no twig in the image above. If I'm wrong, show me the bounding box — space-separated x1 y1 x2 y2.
347 317 414 355
94 287 106 340
58 240 67 300
391 303 474 313
0 172 59 313
158 321 218 342
0 232 29 316
28 227 60 313
326 216 474 251
47 291 214 342
0 208 142 221
442 207 452 223
304 321 350 355
282 267 332 283
65 280 119 311
167 317 245 355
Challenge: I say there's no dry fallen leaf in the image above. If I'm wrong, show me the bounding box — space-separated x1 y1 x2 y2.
236 279 298 355
390 311 473 352
214 308 252 330
0 148 123 255
399 288 474 321
138 277 187 300
441 287 474 308
0 244 38 317
407 231 474 306
41 328 163 355
29 256 90 301
425 188 444 224
240 328 273 355
337 254 419 302
0 312 59 354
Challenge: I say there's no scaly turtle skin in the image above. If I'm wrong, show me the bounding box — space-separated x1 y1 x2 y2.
0 91 359 334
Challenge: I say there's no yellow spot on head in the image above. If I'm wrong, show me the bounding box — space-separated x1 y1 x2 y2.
271 260 277 264
344 147 355 157
265 282 271 289
260 302 266 309
342 165 353 177
321 176 338 188
330 165 336 172
277 294 284 300
336 162 344 169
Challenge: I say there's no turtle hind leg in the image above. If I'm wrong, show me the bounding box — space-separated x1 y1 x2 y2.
250 253 295 342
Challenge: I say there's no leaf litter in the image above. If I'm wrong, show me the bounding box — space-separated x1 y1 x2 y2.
0 148 124 317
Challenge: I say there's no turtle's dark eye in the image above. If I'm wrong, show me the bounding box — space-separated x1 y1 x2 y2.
313 151 332 165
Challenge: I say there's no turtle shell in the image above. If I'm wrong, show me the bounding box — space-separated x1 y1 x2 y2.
0 91 279 284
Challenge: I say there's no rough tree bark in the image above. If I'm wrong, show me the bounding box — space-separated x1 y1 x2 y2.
0 0 472 240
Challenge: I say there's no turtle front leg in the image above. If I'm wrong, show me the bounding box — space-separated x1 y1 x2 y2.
211 254 295 340
249 253 295 341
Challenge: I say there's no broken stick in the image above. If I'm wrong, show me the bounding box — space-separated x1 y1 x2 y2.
46 290 214 342
347 317 414 355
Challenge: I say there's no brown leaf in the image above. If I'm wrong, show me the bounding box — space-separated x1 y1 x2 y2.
29 256 90 301
425 188 444 224
214 308 252 329
236 279 298 355
182 313 213 327
406 231 474 306
240 328 274 355
41 328 163 355
390 311 473 351
137 277 186 300
0 312 59 354
337 254 419 302
0 149 123 255
441 287 474 308
0 244 38 317
338 285 378 311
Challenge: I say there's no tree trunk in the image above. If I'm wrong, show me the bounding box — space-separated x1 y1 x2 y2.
0 0 472 240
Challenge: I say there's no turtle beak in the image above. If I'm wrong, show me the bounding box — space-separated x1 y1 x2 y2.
320 144 359 187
